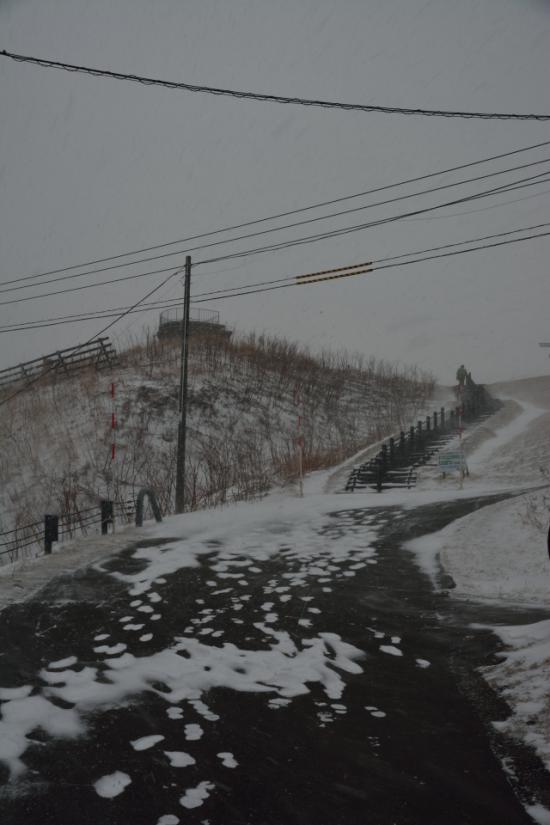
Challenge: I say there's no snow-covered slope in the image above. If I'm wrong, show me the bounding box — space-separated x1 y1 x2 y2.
0 330 433 545
408 375 550 605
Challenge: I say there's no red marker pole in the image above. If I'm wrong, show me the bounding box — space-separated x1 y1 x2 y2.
111 382 116 462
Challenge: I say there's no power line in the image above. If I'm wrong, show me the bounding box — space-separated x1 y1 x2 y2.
374 228 550 273
191 228 550 304
404 186 550 223
3 139 550 291
0 298 185 332
194 172 550 267
1 170 549 310
2 48 550 121
3 155 550 296
3 221 549 333
192 223 550 299
374 219 550 265
0 260 189 307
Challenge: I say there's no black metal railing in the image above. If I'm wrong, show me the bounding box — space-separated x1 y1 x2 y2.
345 381 500 492
0 495 146 564
159 307 220 327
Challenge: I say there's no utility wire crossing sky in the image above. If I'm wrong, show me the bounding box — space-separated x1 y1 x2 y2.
2 48 550 121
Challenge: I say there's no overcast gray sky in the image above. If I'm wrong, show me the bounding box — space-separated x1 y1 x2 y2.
1 0 549 382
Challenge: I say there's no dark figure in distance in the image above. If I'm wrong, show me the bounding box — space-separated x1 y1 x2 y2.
456 364 467 387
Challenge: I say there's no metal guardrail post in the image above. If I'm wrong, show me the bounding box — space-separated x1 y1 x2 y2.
375 458 383 493
100 500 114 535
44 514 58 555
135 488 163 527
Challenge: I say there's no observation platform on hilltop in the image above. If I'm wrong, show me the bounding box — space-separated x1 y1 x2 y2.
157 307 232 340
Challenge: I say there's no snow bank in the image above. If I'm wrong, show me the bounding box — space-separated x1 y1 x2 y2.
407 493 550 605
406 385 550 605
481 619 550 772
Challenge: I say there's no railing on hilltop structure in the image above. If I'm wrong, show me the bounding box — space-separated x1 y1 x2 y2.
158 307 231 340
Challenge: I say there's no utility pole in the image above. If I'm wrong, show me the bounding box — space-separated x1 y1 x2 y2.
175 256 192 514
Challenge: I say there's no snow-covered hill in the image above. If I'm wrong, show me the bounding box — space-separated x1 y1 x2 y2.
0 329 434 547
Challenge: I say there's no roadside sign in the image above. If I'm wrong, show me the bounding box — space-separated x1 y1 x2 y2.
439 451 467 473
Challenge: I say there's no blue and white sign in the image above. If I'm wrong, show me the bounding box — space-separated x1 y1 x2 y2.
438 451 467 473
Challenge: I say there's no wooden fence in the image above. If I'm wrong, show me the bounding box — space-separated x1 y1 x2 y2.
0 337 117 392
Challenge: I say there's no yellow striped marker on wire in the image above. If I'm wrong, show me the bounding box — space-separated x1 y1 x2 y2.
295 261 373 285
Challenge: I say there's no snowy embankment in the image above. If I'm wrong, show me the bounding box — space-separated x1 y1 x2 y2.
407 375 550 788
408 394 550 604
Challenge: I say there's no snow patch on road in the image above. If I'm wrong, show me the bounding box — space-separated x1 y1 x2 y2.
0 627 364 776
184 723 203 741
179 781 214 809
0 693 83 777
48 656 77 669
525 803 550 825
131 734 164 751
217 751 238 768
379 645 402 657
94 770 132 798
164 751 196 768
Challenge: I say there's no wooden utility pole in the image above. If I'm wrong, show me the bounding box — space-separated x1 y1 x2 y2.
175 256 192 514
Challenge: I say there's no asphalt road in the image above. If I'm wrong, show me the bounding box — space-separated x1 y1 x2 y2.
1 495 549 825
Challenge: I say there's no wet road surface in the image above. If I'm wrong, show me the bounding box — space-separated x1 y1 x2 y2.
1 495 549 825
